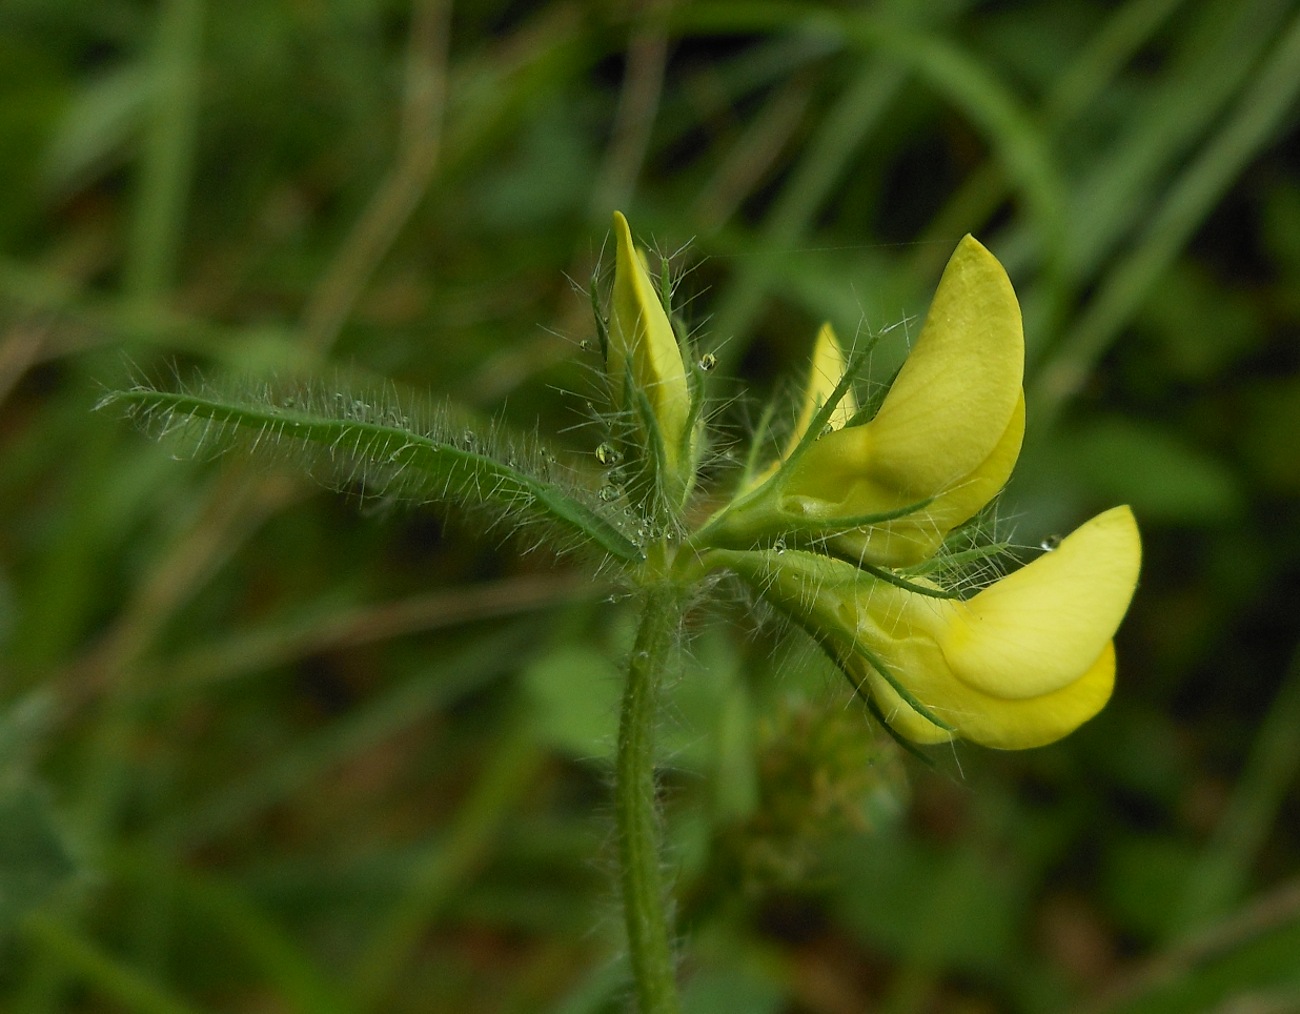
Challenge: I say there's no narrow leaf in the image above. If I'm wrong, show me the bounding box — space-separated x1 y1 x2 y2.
100 384 645 563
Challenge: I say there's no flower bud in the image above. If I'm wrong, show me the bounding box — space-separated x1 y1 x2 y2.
741 322 858 494
607 211 694 491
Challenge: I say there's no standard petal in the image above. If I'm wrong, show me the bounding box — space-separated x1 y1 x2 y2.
919 392 1025 535
940 506 1141 699
863 235 1024 494
828 393 1025 566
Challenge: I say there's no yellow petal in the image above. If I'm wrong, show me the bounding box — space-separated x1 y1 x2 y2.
714 540 1131 752
777 419 875 507
864 642 1115 749
828 393 1025 566
786 322 858 455
766 237 1023 561
848 507 1136 746
918 392 1025 536
739 323 859 496
860 668 955 745
863 235 1024 494
940 506 1141 699
609 211 691 464
700 237 1025 563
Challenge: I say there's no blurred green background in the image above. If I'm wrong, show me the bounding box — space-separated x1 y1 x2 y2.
3 1 1300 1011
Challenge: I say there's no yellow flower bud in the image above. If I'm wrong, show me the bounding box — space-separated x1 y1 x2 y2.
740 322 858 495
718 506 1142 750
608 211 693 483
787 321 859 452
704 235 1025 567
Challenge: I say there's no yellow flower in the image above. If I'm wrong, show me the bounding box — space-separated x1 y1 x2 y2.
716 506 1142 750
703 236 1025 567
608 211 693 483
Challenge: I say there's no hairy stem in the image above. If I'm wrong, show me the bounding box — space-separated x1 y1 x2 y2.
617 582 683 1014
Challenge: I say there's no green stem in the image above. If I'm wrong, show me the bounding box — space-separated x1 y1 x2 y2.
617 582 683 1014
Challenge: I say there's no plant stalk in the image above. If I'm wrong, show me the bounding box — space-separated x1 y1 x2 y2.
616 582 683 1014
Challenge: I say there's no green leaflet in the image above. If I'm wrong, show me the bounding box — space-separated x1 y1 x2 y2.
100 385 645 564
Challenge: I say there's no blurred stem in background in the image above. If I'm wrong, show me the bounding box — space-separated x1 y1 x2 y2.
125 0 203 304
300 0 450 354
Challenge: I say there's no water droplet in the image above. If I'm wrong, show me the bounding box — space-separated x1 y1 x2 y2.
461 429 476 449
774 538 787 555
698 352 717 372
1040 534 1062 551
579 339 594 352
595 442 621 466
820 423 834 436
599 484 620 502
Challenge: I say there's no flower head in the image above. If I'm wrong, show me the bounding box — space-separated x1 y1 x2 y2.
593 218 1140 753
716 506 1141 749
704 236 1025 567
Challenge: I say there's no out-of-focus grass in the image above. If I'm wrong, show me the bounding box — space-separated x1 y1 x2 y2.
3 1 1300 1011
